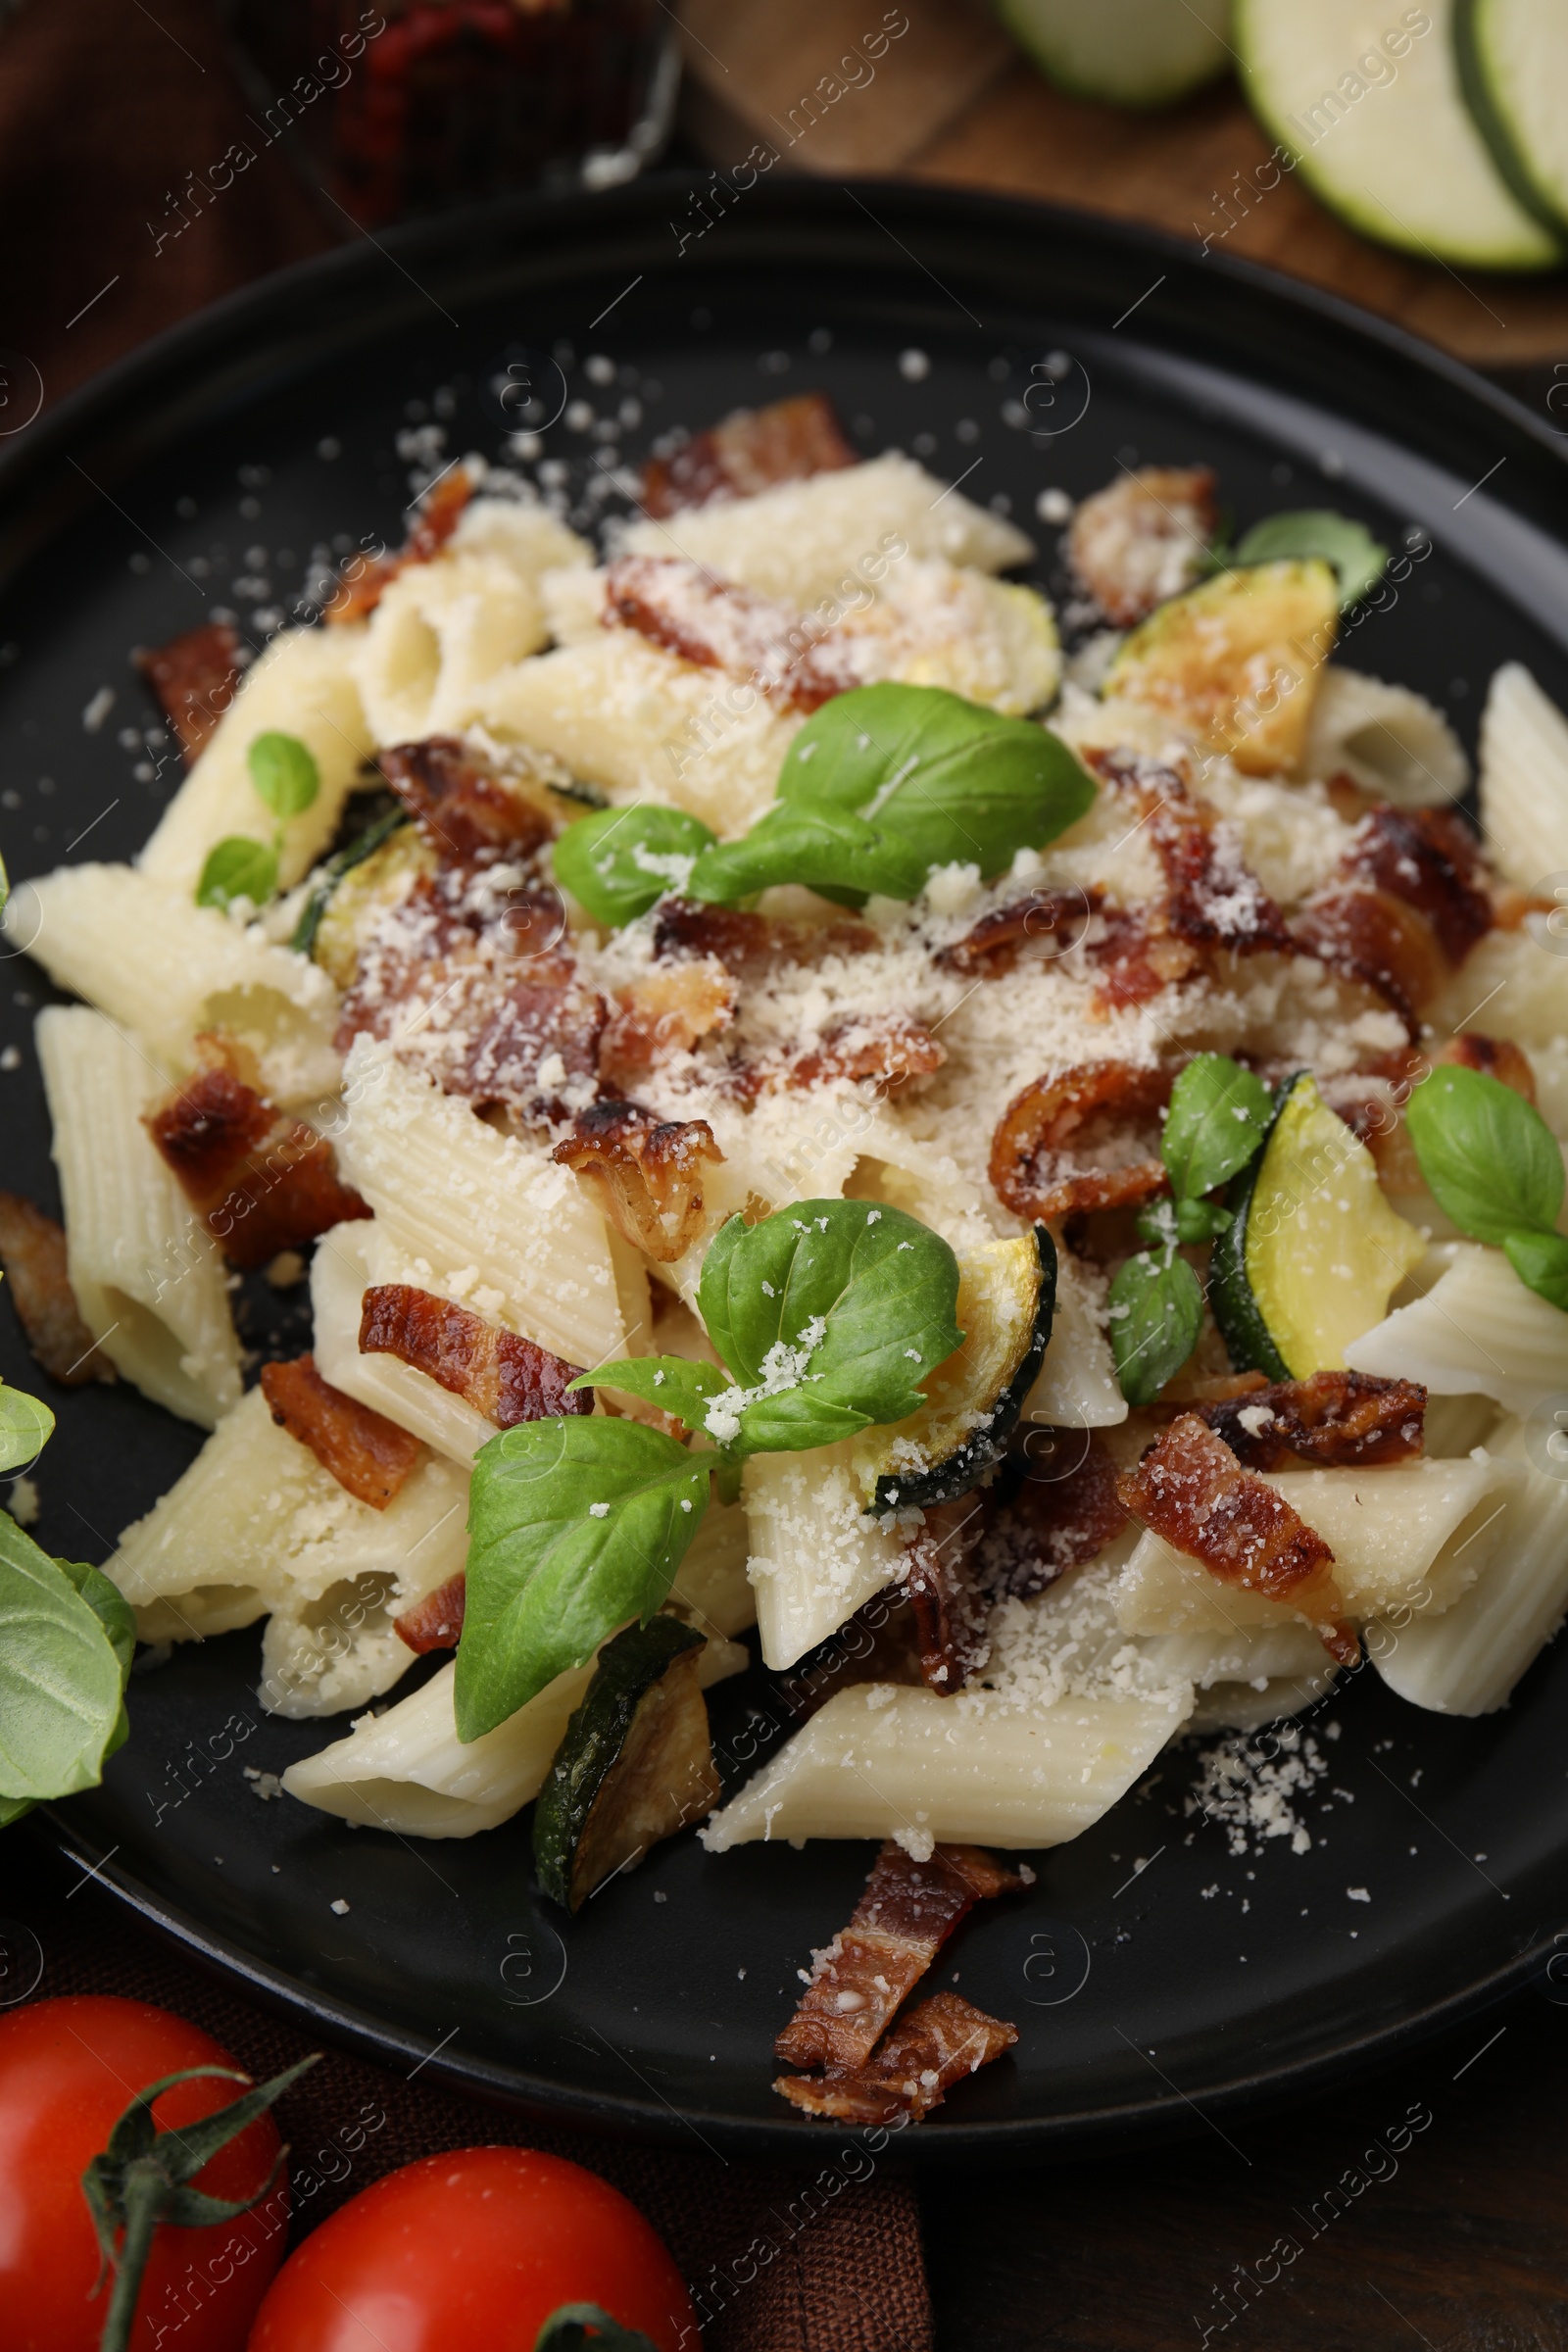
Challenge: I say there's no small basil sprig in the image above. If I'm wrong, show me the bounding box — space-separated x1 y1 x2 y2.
1405 1065 1568 1313
1218 511 1388 611
0 1514 134 1823
553 805 717 927
580 1200 963 1457
1109 1054 1273 1404
0 1377 54 1472
196 730 320 912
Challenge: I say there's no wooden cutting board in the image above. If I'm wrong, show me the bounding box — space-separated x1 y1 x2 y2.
673 0 1568 370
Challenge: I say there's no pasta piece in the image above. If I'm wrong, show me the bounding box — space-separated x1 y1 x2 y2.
354 553 555 747
665 1495 756 1641
139 626 374 894
700 1680 1191 1851
1114 1453 1528 1634
310 1220 494 1465
619 450 1033 605
478 631 799 837
329 1038 645 1369
1478 662 1568 890
1186 1673 1336 1735
9 864 339 1104
448 492 592 586
1346 1242 1568 1417
742 1442 907 1672
1023 1250 1127 1429
1426 926 1568 1055
1139 1621 1339 1689
1301 666 1468 808
283 1631 746 1836
1370 1422 1568 1716
36 1007 240 1427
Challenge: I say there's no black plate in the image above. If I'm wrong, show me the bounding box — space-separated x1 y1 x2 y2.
4 178 1568 2158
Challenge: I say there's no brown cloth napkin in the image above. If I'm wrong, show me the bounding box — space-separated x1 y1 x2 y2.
0 5 932 2339
10 1837 932 2349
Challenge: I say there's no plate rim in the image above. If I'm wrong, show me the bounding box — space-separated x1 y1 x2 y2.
10 171 1568 2157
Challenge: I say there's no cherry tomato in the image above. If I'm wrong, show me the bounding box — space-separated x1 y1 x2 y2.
246 2145 694 2351
0 1993 288 2352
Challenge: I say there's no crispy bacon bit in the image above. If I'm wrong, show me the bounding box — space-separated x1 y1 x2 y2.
976 1437 1128 1599
1191 1371 1426 1471
1437 1031 1536 1102
598 961 736 1088
1118 1414 1356 1666
652 897 877 977
134 621 241 763
324 463 476 623
1090 752 1292 960
936 887 1100 978
1292 887 1441 1037
146 1037 369 1272
605 556 865 712
378 736 556 867
1341 807 1492 965
359 1284 589 1428
779 1015 946 1097
0 1192 115 1386
776 1839 1024 2075
641 392 856 517
259 1352 420 1508
989 1060 1171 1222
1068 466 1218 626
899 1499 988 1692
394 1571 466 1654
775 1990 1018 2124
553 1101 722 1263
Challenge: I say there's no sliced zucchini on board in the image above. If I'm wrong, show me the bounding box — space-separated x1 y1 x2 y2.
533 1616 719 1912
1456 0 1568 237
853 1227 1056 1513
1236 0 1561 270
996 0 1232 108
1102 561 1339 776
1211 1072 1426 1379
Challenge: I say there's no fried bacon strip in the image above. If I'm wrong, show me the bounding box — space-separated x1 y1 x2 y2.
134 620 241 762
359 1284 589 1428
935 887 1100 978
899 1499 988 1692
1068 466 1218 626
378 735 557 867
260 1352 420 1508
989 1060 1171 1222
553 1101 722 1263
1087 753 1292 1000
598 961 735 1088
776 1839 1024 2074
394 1571 466 1654
641 391 856 517
1117 1414 1356 1666
1294 806 1494 1033
1190 1371 1426 1471
146 1037 369 1272
605 556 865 712
652 897 877 977
0 1192 114 1386
976 1437 1128 1599
775 1990 1019 2124
324 463 476 623
775 1014 946 1097
1437 1031 1536 1101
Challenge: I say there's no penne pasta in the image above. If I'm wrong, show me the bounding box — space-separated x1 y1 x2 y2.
1347 1242 1568 1416
310 1218 497 1465
355 552 554 748
1478 662 1568 891
1301 665 1468 807
1426 926 1568 1055
742 1441 907 1671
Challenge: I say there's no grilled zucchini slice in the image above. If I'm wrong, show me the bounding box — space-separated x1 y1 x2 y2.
1102 559 1340 774
1210 1072 1426 1379
854 1227 1056 1513
533 1616 719 1912
300 819 436 990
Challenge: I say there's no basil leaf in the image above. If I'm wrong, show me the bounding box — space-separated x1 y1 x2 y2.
57 1557 135 1764
688 802 929 908
1232 511 1388 610
1161 1054 1274 1201
0 1383 54 1474
0 1515 126 1803
696 1200 963 1455
456 1418 709 1740
553 806 717 927
247 730 320 819
196 836 278 911
1108 1250 1204 1406
568 1356 728 1434
1503 1230 1568 1315
1405 1065 1564 1246
780 682 1096 880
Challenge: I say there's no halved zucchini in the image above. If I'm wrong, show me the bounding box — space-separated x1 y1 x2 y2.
853 1227 1056 1513
300 820 436 990
1102 559 1340 775
533 1616 719 1912
1210 1072 1426 1379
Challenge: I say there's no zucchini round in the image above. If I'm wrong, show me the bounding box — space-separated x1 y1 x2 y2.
856 1226 1056 1513
997 0 1231 109
533 1616 718 1913
1455 0 1568 238
1210 1071 1426 1379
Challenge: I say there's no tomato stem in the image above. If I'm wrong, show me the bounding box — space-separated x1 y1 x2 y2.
98 2167 165 2352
